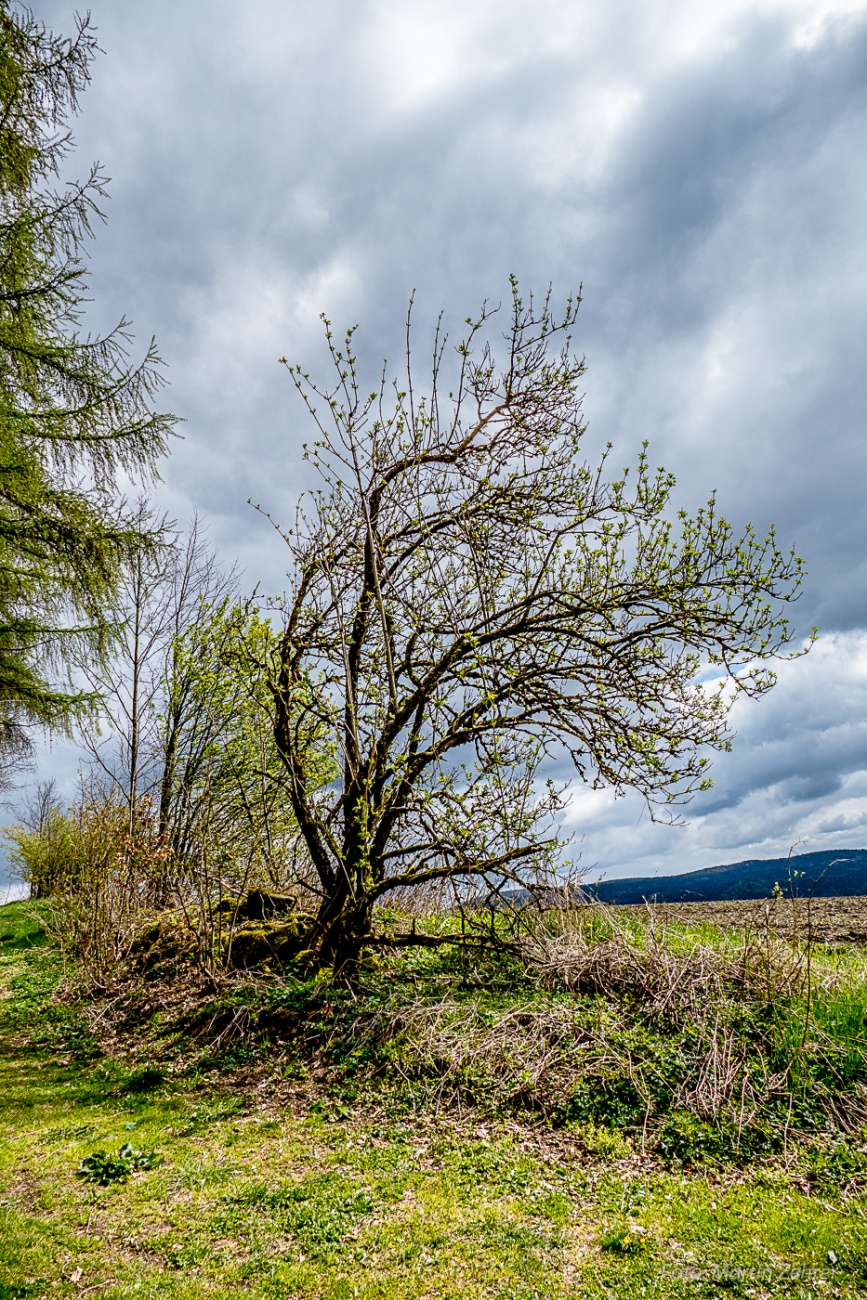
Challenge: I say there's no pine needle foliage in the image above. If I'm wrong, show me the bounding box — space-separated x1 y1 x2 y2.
0 3 175 758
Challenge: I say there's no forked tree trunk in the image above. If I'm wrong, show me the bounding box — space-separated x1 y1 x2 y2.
305 887 373 977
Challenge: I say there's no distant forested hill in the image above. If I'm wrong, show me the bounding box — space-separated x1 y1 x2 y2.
592 849 867 905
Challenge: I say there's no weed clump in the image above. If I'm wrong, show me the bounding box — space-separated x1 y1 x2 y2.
76 1143 162 1185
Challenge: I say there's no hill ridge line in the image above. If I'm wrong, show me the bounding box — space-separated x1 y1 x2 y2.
592 847 867 905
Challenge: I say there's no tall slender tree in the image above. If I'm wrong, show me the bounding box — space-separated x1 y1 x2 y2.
0 4 175 765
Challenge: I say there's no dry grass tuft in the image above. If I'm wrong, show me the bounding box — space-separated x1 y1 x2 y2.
519 899 839 1012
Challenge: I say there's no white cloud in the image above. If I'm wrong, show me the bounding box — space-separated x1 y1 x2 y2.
567 632 867 879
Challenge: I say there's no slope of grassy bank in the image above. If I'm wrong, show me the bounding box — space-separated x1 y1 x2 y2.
4 899 867 1299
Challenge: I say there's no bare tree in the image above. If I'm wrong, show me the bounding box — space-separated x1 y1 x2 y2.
78 509 235 840
76 512 322 907
7 778 62 896
267 282 809 974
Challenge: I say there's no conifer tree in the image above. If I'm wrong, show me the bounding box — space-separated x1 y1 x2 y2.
0 3 175 765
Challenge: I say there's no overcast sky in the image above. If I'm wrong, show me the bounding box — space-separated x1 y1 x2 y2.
8 0 867 891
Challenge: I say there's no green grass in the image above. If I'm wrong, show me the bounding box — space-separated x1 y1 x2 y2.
4 901 867 1297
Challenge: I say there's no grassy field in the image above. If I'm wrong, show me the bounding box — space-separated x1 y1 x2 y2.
4 900 867 1298
617 897 867 947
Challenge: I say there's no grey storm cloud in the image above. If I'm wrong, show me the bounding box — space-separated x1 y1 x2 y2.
9 0 867 885
35 0 862 616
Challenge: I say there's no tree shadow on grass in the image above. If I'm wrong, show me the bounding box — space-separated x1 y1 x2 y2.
0 902 47 953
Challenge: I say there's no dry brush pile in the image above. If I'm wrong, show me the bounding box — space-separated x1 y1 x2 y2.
287 902 867 1159
15 871 867 1165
